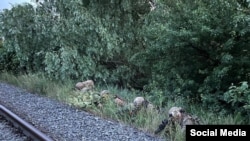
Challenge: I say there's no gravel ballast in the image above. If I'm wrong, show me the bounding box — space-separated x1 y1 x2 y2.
0 83 164 141
0 116 31 141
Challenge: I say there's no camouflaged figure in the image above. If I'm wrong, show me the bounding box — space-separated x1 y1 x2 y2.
154 107 201 135
116 96 156 117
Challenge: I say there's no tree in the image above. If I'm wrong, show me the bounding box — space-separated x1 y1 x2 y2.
0 4 38 73
140 0 250 111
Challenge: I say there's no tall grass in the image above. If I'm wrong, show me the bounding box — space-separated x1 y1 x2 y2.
0 72 71 101
0 72 246 141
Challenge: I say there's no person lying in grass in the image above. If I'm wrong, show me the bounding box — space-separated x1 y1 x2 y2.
154 107 201 135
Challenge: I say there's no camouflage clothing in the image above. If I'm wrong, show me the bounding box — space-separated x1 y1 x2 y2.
154 107 201 135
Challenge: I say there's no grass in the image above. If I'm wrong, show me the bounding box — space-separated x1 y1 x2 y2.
0 72 246 141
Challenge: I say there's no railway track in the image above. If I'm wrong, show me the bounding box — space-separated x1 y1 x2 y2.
0 104 54 141
0 83 164 141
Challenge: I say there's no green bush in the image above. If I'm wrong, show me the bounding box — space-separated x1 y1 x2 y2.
223 81 250 121
0 47 20 74
0 0 250 120
140 0 250 108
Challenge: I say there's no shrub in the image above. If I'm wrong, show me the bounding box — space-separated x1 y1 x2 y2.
223 81 250 122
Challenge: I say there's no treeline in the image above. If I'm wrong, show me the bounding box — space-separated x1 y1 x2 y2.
0 0 249 120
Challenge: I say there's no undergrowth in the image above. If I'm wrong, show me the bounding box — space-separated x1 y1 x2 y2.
0 72 247 141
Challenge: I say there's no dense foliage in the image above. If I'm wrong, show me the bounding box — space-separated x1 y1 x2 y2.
0 0 249 120
141 0 250 111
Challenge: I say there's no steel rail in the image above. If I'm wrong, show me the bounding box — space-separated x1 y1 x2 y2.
0 104 54 141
